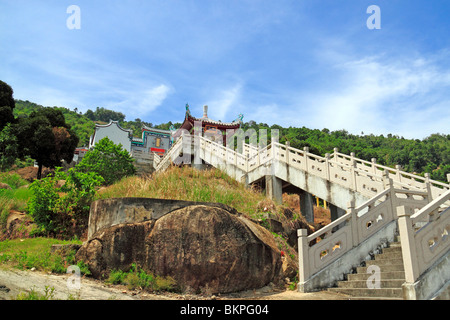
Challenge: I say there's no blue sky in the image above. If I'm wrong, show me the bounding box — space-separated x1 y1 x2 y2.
1 0 449 139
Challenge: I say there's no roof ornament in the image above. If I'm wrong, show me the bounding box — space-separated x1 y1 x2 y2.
185 103 191 117
235 113 244 123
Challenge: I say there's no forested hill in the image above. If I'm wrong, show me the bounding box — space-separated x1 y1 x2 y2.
13 100 449 182
13 100 180 146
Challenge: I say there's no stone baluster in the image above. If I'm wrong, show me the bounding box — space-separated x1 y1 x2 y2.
350 152 357 191
424 173 432 202
285 141 290 165
325 153 331 181
397 206 420 285
297 229 310 292
395 165 402 184
371 158 377 175
348 200 358 247
303 147 309 171
333 147 339 160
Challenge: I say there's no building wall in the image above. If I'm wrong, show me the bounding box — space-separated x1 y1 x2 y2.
131 130 172 156
90 122 132 152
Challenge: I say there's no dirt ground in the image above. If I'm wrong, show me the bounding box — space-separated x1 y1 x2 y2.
0 267 350 301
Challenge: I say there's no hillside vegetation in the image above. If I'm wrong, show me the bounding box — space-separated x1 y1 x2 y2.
12 99 449 182
98 165 279 220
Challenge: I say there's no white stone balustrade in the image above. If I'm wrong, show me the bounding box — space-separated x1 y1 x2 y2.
155 134 450 297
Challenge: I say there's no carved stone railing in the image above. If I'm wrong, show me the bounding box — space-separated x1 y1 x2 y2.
297 184 395 289
152 152 161 169
154 135 184 171
296 178 437 292
157 135 449 204
156 134 449 296
330 149 450 200
398 189 450 285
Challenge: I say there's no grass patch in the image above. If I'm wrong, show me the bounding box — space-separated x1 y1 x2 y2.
0 237 85 274
0 188 33 236
0 172 33 231
107 263 178 293
0 172 29 189
97 166 268 218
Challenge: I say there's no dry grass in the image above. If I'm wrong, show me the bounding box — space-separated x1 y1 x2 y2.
97 165 268 217
97 165 324 235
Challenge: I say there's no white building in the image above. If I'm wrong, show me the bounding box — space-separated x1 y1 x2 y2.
89 121 133 152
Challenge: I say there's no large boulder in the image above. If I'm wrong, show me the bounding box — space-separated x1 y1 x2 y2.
76 205 285 294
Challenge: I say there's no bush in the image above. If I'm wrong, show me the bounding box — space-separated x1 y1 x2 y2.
27 168 103 238
108 263 178 292
76 137 135 185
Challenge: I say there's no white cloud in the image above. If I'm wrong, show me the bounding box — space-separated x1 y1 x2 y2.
108 84 172 121
294 52 450 138
203 84 242 122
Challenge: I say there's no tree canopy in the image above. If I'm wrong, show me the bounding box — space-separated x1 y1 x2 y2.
15 108 79 178
0 80 16 130
76 137 135 185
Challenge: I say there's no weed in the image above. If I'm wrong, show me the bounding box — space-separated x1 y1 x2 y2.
14 286 56 300
0 238 83 274
107 263 178 293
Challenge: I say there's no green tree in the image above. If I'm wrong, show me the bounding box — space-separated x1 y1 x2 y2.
15 108 79 179
0 123 19 170
28 167 104 238
76 137 136 185
0 80 16 130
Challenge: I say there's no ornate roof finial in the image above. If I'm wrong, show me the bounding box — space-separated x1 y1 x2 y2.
185 103 191 117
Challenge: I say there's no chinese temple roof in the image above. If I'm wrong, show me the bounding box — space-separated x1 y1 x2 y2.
178 104 243 132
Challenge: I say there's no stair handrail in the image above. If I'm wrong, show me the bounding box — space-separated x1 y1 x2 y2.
297 185 397 290
397 189 450 285
156 135 450 202
155 135 183 171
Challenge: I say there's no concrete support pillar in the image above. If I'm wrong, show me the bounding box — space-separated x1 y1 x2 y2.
299 190 315 223
265 175 283 204
329 203 346 222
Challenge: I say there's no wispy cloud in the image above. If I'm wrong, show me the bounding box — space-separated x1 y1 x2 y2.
109 84 172 121
251 50 450 139
305 52 450 138
204 84 242 121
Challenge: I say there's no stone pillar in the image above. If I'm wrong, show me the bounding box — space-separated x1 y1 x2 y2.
299 190 314 223
297 229 310 292
397 205 421 300
265 175 283 204
329 203 346 222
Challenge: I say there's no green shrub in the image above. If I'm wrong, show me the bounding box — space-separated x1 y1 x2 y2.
107 269 127 285
27 167 103 238
14 286 56 300
76 137 135 185
107 264 178 292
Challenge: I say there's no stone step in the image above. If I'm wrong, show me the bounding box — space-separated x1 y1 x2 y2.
382 246 402 254
328 287 403 298
357 264 405 273
348 271 405 281
365 258 404 267
374 251 403 260
337 279 405 289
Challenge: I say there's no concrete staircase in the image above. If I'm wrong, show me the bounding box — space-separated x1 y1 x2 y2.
328 240 406 300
